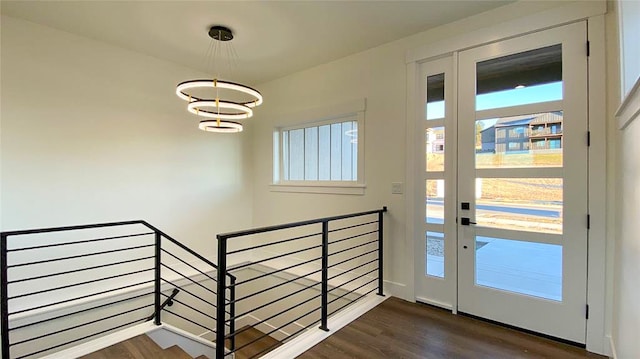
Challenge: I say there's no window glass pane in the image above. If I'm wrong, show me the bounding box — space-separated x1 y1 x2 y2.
426 180 444 224
283 131 289 180
350 122 358 180
426 127 445 172
475 236 562 301
289 129 304 180
341 122 353 180
476 44 562 111
318 125 331 180
426 231 444 278
476 178 562 234
476 112 563 169
330 123 342 180
304 127 318 180
426 73 445 120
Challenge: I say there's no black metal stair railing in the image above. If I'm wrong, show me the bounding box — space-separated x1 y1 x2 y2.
0 220 235 359
215 207 387 359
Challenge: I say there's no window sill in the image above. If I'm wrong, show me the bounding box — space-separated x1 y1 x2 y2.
270 183 366 195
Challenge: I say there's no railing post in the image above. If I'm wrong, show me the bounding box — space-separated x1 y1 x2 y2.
1 234 10 359
154 232 162 325
216 235 228 359
319 221 329 331
377 208 386 296
229 276 236 352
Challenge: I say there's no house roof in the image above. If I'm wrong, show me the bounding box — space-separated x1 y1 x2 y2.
481 111 563 132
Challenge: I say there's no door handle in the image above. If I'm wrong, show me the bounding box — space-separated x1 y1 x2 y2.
460 217 477 226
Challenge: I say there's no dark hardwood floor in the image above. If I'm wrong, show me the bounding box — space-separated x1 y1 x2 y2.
300 297 606 359
232 326 282 359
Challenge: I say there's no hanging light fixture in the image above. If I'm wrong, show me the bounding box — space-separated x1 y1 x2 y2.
176 25 263 133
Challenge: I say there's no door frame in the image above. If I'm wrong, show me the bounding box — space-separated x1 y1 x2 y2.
404 3 608 355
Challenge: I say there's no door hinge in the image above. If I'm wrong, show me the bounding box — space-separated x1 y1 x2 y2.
587 131 591 147
587 41 590 57
587 214 591 229
586 304 590 319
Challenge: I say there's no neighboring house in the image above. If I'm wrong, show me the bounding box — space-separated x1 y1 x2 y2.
426 127 445 154
480 112 563 153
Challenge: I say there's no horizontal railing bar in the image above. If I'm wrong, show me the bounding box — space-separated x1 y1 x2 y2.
232 256 321 287
9 292 153 331
1 220 146 237
164 309 215 334
227 232 322 255
232 268 322 304
330 287 378 317
9 256 154 284
231 306 320 353
327 239 377 258
161 249 217 283
160 279 222 312
231 294 321 338
273 319 321 348
228 281 321 322
163 294 221 324
328 277 378 305
7 244 154 268
327 268 378 294
231 245 322 271
8 268 153 300
161 264 217 296
328 230 378 246
15 316 147 359
217 207 387 240
10 304 152 347
328 258 379 281
141 222 234 279
328 220 377 234
327 248 377 269
9 280 154 316
6 232 154 252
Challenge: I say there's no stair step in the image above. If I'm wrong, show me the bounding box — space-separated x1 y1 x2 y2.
162 345 193 359
232 326 282 359
79 334 208 359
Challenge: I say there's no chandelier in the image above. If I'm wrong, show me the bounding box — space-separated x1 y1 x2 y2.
176 26 263 133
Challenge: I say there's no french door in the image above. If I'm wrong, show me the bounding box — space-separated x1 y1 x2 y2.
415 22 589 343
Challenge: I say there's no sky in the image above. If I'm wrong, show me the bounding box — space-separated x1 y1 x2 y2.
426 81 563 129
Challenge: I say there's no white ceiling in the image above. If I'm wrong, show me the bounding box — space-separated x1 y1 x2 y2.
1 1 513 85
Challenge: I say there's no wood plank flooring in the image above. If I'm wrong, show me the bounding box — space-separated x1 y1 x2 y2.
300 297 606 359
79 335 195 359
231 326 282 359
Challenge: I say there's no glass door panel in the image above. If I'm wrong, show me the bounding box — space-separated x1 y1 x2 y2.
457 22 588 343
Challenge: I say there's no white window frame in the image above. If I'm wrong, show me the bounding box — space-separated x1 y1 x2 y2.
271 100 366 195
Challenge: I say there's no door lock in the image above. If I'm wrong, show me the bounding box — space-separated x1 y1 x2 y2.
460 217 477 226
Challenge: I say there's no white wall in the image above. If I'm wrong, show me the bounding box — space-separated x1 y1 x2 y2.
0 16 254 257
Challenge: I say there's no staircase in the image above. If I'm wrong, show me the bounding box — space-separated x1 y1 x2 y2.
79 335 208 359
78 326 280 359
1 208 386 358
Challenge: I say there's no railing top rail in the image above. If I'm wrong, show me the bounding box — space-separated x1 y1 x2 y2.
217 207 387 240
0 220 145 237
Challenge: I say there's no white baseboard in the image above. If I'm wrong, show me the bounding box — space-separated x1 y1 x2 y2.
608 335 617 359
39 322 156 359
383 280 406 298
